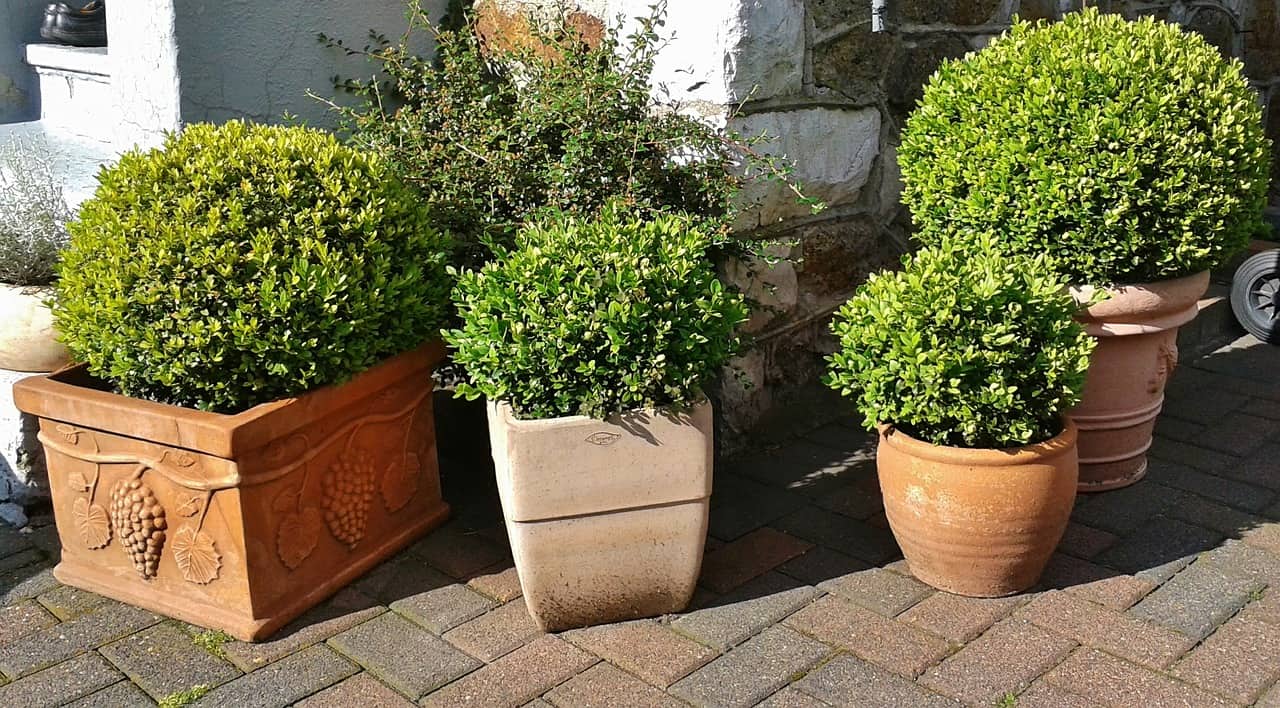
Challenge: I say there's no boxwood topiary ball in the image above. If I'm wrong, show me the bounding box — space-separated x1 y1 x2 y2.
54 121 452 412
900 8 1270 285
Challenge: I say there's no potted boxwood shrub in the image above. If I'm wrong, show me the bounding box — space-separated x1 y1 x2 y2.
825 237 1096 596
899 9 1271 491
446 204 747 631
0 137 73 372
12 121 454 640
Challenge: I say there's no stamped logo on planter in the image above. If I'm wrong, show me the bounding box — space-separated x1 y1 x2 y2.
585 432 621 446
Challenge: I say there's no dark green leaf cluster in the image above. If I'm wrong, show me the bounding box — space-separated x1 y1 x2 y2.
900 8 1270 285
53 121 453 412
324 2 756 264
825 237 1096 449
446 205 748 420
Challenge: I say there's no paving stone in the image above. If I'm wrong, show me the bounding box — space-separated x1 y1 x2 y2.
811 472 883 521
100 622 240 699
0 600 58 646
699 527 812 594
294 672 416 707
784 595 950 678
328 611 480 699
1243 397 1280 420
1233 443 1280 490
772 507 899 564
466 564 523 602
1148 437 1239 476
544 662 683 708
192 644 358 708
390 582 495 635
920 620 1076 705
1195 412 1277 457
1056 522 1118 560
1172 612 1280 704
1154 415 1208 442
411 525 507 580
898 592 1022 643
1240 587 1280 625
35 584 114 621
0 602 159 679
0 566 58 604
1014 680 1100 708
776 547 869 588
708 475 808 541
442 599 541 661
672 571 820 650
1070 482 1185 535
1200 538 1280 585
1163 381 1248 424
1243 522 1280 554
732 438 871 500
64 680 153 707
1095 516 1222 584
222 593 384 673
1039 554 1155 611
1019 591 1194 669
1166 494 1267 535
422 635 597 708
0 652 122 708
817 567 931 616
669 626 829 708
1145 458 1275 511
793 654 960 707
0 524 34 559
350 556 455 606
755 686 830 708
1260 683 1280 708
565 619 716 688
1129 558 1263 641
0 548 47 575
1042 648 1231 707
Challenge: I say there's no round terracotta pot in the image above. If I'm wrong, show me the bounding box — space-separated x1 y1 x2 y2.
1069 271 1209 492
0 283 70 372
877 420 1078 597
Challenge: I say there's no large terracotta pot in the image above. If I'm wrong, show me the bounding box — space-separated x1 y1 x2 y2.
0 283 70 372
488 398 712 632
11 343 449 641
1070 271 1209 492
877 420 1078 597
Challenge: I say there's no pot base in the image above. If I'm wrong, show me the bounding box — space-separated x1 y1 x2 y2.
1077 458 1148 493
52 503 449 641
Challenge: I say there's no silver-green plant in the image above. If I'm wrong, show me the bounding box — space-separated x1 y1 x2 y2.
0 137 72 286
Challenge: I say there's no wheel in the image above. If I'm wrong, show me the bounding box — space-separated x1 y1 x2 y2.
1231 250 1280 343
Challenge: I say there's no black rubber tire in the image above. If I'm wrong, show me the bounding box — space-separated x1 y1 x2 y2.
1231 250 1280 344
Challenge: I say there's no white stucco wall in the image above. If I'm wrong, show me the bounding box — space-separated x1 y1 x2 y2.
171 0 445 129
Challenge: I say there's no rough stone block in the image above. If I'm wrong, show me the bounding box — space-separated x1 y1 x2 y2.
1042 648 1231 707
221 594 384 673
1095 516 1222 584
441 599 540 662
465 564 523 603
777 546 870 587
0 368 48 515
0 652 122 708
294 672 415 708
327 612 480 699
699 527 812 594
773 507 899 564
64 680 153 707
0 600 58 646
669 626 829 708
35 584 114 621
1145 459 1275 512
818 567 931 617
0 602 159 679
191 644 358 708
99 623 240 700
565 619 716 688
672 571 820 651
422 635 596 708
1173 613 1280 704
390 582 495 636
794 654 960 707
921 620 1075 705
708 473 807 541
731 108 881 228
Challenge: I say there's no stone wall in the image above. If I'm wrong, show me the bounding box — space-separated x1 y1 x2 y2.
487 0 1280 445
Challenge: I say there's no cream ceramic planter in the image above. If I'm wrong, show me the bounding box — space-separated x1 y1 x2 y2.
0 284 70 372
487 399 713 632
1070 271 1209 492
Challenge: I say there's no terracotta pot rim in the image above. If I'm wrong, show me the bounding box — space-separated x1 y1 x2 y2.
1071 270 1209 327
493 395 710 429
878 418 1078 467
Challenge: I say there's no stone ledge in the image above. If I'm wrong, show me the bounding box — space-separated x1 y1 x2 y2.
24 44 111 78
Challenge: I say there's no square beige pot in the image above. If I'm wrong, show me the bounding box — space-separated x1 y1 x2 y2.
488 398 713 632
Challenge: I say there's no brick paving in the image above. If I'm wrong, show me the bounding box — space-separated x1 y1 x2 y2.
0 334 1279 706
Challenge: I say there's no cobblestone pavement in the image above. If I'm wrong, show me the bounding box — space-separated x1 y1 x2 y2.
1 335 1278 707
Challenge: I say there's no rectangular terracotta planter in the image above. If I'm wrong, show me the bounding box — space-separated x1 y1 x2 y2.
489 399 713 632
12 342 449 641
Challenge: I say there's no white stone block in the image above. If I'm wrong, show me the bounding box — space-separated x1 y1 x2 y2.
732 107 882 229
0 368 47 516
